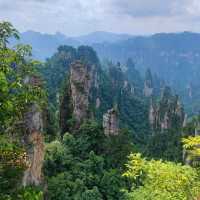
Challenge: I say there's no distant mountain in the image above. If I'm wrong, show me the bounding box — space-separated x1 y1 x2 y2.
91 32 200 115
9 30 200 114
75 31 133 44
10 31 79 60
10 31 133 60
93 32 200 87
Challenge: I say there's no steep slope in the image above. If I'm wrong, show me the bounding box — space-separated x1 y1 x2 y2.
41 45 186 156
11 31 200 115
41 45 150 140
93 32 200 86
149 86 185 133
92 32 200 115
60 46 100 134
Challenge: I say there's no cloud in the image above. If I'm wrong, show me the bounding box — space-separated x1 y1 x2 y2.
0 0 200 35
101 0 177 17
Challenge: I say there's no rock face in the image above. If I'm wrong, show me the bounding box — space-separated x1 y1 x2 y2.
144 82 153 97
103 108 119 136
70 60 98 127
149 99 155 126
182 114 188 128
23 103 44 186
59 46 101 134
96 98 101 109
22 76 44 186
144 69 153 97
186 83 193 98
149 87 185 133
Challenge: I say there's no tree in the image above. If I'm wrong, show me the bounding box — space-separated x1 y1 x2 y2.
0 22 45 131
0 21 44 199
0 21 19 49
182 135 200 167
123 153 200 200
44 120 128 200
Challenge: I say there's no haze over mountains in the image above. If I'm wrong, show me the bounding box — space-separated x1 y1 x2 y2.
10 30 200 115
10 31 133 60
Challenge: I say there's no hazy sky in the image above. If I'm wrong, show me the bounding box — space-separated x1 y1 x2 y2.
1 0 200 36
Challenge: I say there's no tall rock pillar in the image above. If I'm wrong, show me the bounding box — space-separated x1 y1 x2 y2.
22 76 44 186
103 108 119 136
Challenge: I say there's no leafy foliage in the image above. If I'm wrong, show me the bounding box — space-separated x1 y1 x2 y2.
123 153 200 200
0 136 27 198
0 23 45 131
183 135 200 167
145 129 183 162
0 21 19 49
0 21 45 199
17 186 43 200
44 120 133 199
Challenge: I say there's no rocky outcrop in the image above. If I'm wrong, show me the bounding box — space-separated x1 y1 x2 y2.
59 46 101 134
182 114 188 128
23 104 44 186
149 87 185 133
22 76 44 186
123 80 134 94
96 98 101 109
186 83 193 98
144 69 153 97
144 82 153 97
149 99 155 127
70 60 98 127
103 108 119 136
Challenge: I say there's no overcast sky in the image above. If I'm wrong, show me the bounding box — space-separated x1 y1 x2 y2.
1 0 200 36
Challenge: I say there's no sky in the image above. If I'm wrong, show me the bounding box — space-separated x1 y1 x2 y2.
1 0 200 36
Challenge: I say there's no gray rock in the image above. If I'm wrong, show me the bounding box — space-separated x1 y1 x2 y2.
103 108 119 136
23 103 44 186
70 60 98 127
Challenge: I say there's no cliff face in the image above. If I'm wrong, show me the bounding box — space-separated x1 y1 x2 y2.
70 60 98 126
103 108 119 136
187 83 193 99
144 69 153 97
59 47 148 136
22 76 44 186
149 87 185 133
59 46 101 134
23 103 44 186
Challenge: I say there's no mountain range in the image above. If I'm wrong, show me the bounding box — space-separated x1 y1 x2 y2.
10 30 200 115
10 31 133 60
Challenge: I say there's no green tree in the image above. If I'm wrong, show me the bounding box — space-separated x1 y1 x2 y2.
0 21 45 131
123 153 200 200
44 120 128 200
0 21 44 199
182 135 200 167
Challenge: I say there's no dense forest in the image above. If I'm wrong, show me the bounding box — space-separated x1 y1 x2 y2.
2 21 200 200
15 31 200 116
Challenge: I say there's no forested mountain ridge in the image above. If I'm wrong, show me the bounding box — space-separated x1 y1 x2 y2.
11 31 200 115
93 32 200 114
10 31 133 61
2 22 200 200
42 45 150 142
42 44 186 162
